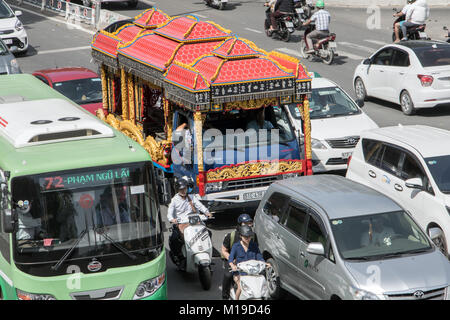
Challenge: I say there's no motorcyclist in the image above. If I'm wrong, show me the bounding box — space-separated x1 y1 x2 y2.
302 0 331 54
393 0 416 43
228 225 267 300
269 0 295 32
221 214 254 300
398 0 429 42
167 179 213 264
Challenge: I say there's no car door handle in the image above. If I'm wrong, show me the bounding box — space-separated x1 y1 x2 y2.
379 70 384 72
368 170 376 178
300 252 305 258
399 72 405 75
394 184 403 192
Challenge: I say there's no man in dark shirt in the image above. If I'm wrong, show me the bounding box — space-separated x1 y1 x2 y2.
270 0 295 31
221 214 253 300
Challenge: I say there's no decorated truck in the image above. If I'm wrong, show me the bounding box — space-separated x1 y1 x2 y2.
90 8 313 213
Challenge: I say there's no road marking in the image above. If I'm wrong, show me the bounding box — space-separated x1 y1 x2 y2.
245 27 263 34
338 41 375 54
10 4 95 35
364 39 387 46
37 46 91 55
337 50 365 60
276 47 302 57
194 14 208 19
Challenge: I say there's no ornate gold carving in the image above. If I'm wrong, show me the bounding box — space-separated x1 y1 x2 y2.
194 111 204 172
143 136 171 166
106 114 120 130
127 75 135 123
121 68 129 120
100 65 109 111
96 108 106 121
224 98 278 111
206 160 303 182
300 99 312 159
119 120 144 145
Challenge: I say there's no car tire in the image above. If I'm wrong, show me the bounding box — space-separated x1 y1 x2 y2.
400 90 416 115
354 77 368 102
266 258 284 299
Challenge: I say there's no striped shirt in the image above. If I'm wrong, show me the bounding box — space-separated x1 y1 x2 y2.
310 9 331 31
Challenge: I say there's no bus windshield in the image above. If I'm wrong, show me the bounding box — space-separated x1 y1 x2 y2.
11 162 162 269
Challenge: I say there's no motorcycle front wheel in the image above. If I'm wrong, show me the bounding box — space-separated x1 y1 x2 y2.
280 28 290 42
218 2 226 10
299 39 311 59
322 47 334 65
198 265 212 290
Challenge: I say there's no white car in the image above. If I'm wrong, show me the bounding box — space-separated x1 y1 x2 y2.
353 40 450 115
284 75 378 173
0 0 28 53
346 125 450 257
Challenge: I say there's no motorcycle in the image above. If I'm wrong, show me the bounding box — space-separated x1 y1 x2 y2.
392 8 427 42
229 260 270 300
169 212 214 290
293 0 314 30
444 26 450 43
264 7 295 42
299 22 337 65
204 0 228 10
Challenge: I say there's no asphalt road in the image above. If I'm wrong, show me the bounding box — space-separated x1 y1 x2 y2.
6 0 450 300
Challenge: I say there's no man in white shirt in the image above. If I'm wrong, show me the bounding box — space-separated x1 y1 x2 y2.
167 179 212 262
393 0 415 43
399 0 429 42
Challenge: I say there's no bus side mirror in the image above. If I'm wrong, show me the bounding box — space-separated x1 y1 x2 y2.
1 208 16 233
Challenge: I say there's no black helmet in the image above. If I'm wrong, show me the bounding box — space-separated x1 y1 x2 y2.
175 179 188 191
239 225 254 238
238 213 253 225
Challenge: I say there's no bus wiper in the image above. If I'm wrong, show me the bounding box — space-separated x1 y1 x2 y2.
94 228 137 261
51 228 88 271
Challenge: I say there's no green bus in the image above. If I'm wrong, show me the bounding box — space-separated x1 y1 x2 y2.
0 74 166 300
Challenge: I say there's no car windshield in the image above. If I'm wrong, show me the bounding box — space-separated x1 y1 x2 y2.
424 155 450 193
287 86 360 120
11 162 162 264
202 105 296 150
413 45 450 67
330 211 432 261
0 1 14 19
53 77 102 105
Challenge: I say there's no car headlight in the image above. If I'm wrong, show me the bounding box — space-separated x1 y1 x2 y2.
133 273 165 300
241 281 254 297
15 20 24 32
16 289 56 300
205 181 222 193
311 138 327 150
349 286 380 300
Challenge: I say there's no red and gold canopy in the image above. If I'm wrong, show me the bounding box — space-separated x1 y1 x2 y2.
133 8 170 29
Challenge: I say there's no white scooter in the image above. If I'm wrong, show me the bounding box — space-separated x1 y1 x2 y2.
229 260 270 300
204 0 228 10
171 212 214 290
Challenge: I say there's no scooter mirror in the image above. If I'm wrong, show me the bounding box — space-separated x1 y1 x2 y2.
444 26 448 31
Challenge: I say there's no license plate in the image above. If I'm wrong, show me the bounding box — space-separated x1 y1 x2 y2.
285 21 294 28
243 191 265 201
342 152 352 159
3 39 12 45
221 0 228 2
419 31 427 38
328 42 337 48
296 8 304 13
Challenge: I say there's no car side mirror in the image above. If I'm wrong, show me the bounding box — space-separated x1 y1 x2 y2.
356 99 364 108
1 208 16 233
306 242 325 256
405 177 424 190
363 58 371 65
14 10 23 17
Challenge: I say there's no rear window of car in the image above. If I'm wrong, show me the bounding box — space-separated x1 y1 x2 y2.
413 45 450 67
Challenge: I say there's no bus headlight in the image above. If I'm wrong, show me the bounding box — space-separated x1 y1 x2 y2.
16 289 56 300
205 182 223 193
133 273 165 299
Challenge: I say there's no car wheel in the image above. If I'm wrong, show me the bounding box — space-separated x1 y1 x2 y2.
400 90 416 115
266 258 284 299
354 77 368 101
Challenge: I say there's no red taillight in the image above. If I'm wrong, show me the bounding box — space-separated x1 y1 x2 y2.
285 16 292 21
347 155 352 167
417 74 433 87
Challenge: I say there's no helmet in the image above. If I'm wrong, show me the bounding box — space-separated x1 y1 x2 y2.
237 213 253 225
239 225 254 238
316 0 324 8
175 179 188 191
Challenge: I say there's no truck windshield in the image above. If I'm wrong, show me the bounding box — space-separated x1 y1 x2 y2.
11 162 162 267
203 105 296 149
330 211 432 261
